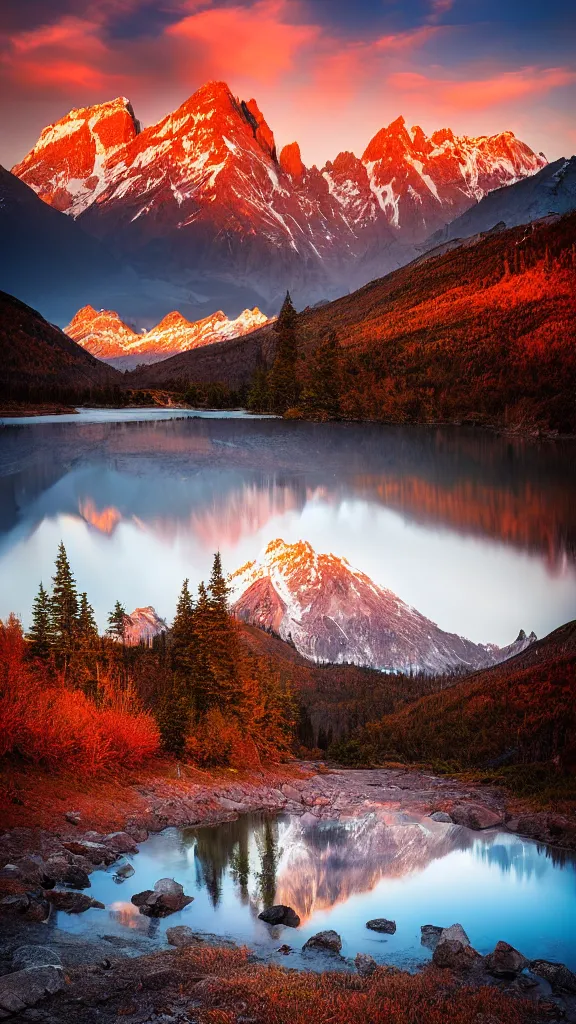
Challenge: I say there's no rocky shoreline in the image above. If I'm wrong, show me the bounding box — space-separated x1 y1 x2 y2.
1 764 575 1021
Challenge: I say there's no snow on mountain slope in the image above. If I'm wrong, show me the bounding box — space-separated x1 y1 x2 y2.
65 303 268 365
230 539 536 674
13 83 546 304
425 156 576 246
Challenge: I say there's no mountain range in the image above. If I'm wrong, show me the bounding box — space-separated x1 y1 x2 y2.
229 539 535 674
65 304 268 368
10 82 546 316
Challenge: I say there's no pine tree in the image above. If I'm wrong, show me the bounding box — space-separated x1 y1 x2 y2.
156 674 190 756
301 330 341 420
267 291 300 414
107 600 127 644
247 367 270 412
171 579 195 673
26 582 52 660
50 542 78 665
208 552 229 613
77 592 98 646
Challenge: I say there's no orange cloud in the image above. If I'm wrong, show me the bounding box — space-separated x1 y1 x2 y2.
166 0 320 85
388 67 576 110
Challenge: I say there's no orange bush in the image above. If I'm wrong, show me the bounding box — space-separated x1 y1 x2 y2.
186 708 262 769
0 616 160 773
192 961 543 1024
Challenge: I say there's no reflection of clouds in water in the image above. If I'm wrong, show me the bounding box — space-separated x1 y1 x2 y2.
1 419 576 643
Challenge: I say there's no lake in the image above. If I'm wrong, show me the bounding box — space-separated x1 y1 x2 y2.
51 811 576 971
1 409 575 644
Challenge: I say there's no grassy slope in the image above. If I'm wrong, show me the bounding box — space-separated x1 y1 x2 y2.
338 621 576 802
0 290 122 395
126 212 576 431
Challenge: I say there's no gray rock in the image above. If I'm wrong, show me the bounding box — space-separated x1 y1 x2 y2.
440 923 470 946
450 803 503 830
530 959 576 994
113 860 135 881
166 925 198 948
432 940 480 972
421 924 443 950
46 890 104 913
12 946 62 971
62 840 116 865
0 966 65 1015
0 864 22 881
132 877 194 917
366 918 396 934
103 832 139 854
484 940 528 978
303 930 342 953
65 811 81 826
0 893 50 922
258 905 300 928
355 952 378 977
429 811 452 823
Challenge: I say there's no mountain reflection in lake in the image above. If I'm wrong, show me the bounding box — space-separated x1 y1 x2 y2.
1 414 575 645
54 811 576 970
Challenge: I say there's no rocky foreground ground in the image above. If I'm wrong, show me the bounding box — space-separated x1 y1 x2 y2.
1 764 575 1022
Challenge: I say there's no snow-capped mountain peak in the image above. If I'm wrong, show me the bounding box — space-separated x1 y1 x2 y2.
230 539 536 674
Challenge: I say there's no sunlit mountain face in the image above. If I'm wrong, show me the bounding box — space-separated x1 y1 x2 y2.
0 415 575 646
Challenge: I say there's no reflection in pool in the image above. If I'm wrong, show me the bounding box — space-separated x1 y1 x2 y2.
53 812 576 970
1 416 575 645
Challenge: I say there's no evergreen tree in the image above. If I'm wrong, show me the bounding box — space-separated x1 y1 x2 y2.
156 674 190 756
26 582 52 660
107 600 127 644
50 542 78 665
171 579 195 673
247 366 270 412
208 552 229 613
77 592 99 646
301 330 342 419
267 291 300 413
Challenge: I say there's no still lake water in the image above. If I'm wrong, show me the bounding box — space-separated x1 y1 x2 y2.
52 812 576 970
0 409 575 643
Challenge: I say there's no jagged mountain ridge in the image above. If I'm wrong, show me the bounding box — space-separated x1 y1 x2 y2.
425 156 576 246
12 82 546 309
230 539 536 674
65 303 269 368
123 606 167 646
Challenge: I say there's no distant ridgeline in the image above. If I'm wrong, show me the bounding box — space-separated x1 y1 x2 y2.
125 212 576 434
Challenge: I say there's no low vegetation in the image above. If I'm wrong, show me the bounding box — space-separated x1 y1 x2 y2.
167 947 543 1024
0 543 296 778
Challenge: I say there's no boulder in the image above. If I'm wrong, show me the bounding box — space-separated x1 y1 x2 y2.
278 944 292 955
450 803 503 830
440 923 470 946
132 877 194 917
65 811 81 826
303 930 342 953
429 811 452 823
421 924 443 950
366 918 396 934
63 840 116 865
12 855 54 887
0 966 65 1015
530 960 576 994
113 860 135 881
258 905 301 928
0 892 50 922
103 832 139 854
432 940 480 972
46 890 104 913
355 952 378 977
484 940 528 978
166 925 199 948
12 946 62 971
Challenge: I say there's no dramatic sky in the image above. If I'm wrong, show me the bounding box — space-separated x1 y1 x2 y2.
1 0 575 168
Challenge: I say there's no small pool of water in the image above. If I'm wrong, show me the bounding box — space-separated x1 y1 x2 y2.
52 812 576 970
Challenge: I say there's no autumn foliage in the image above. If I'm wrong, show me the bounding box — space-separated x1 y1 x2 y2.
0 614 160 772
167 947 542 1024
